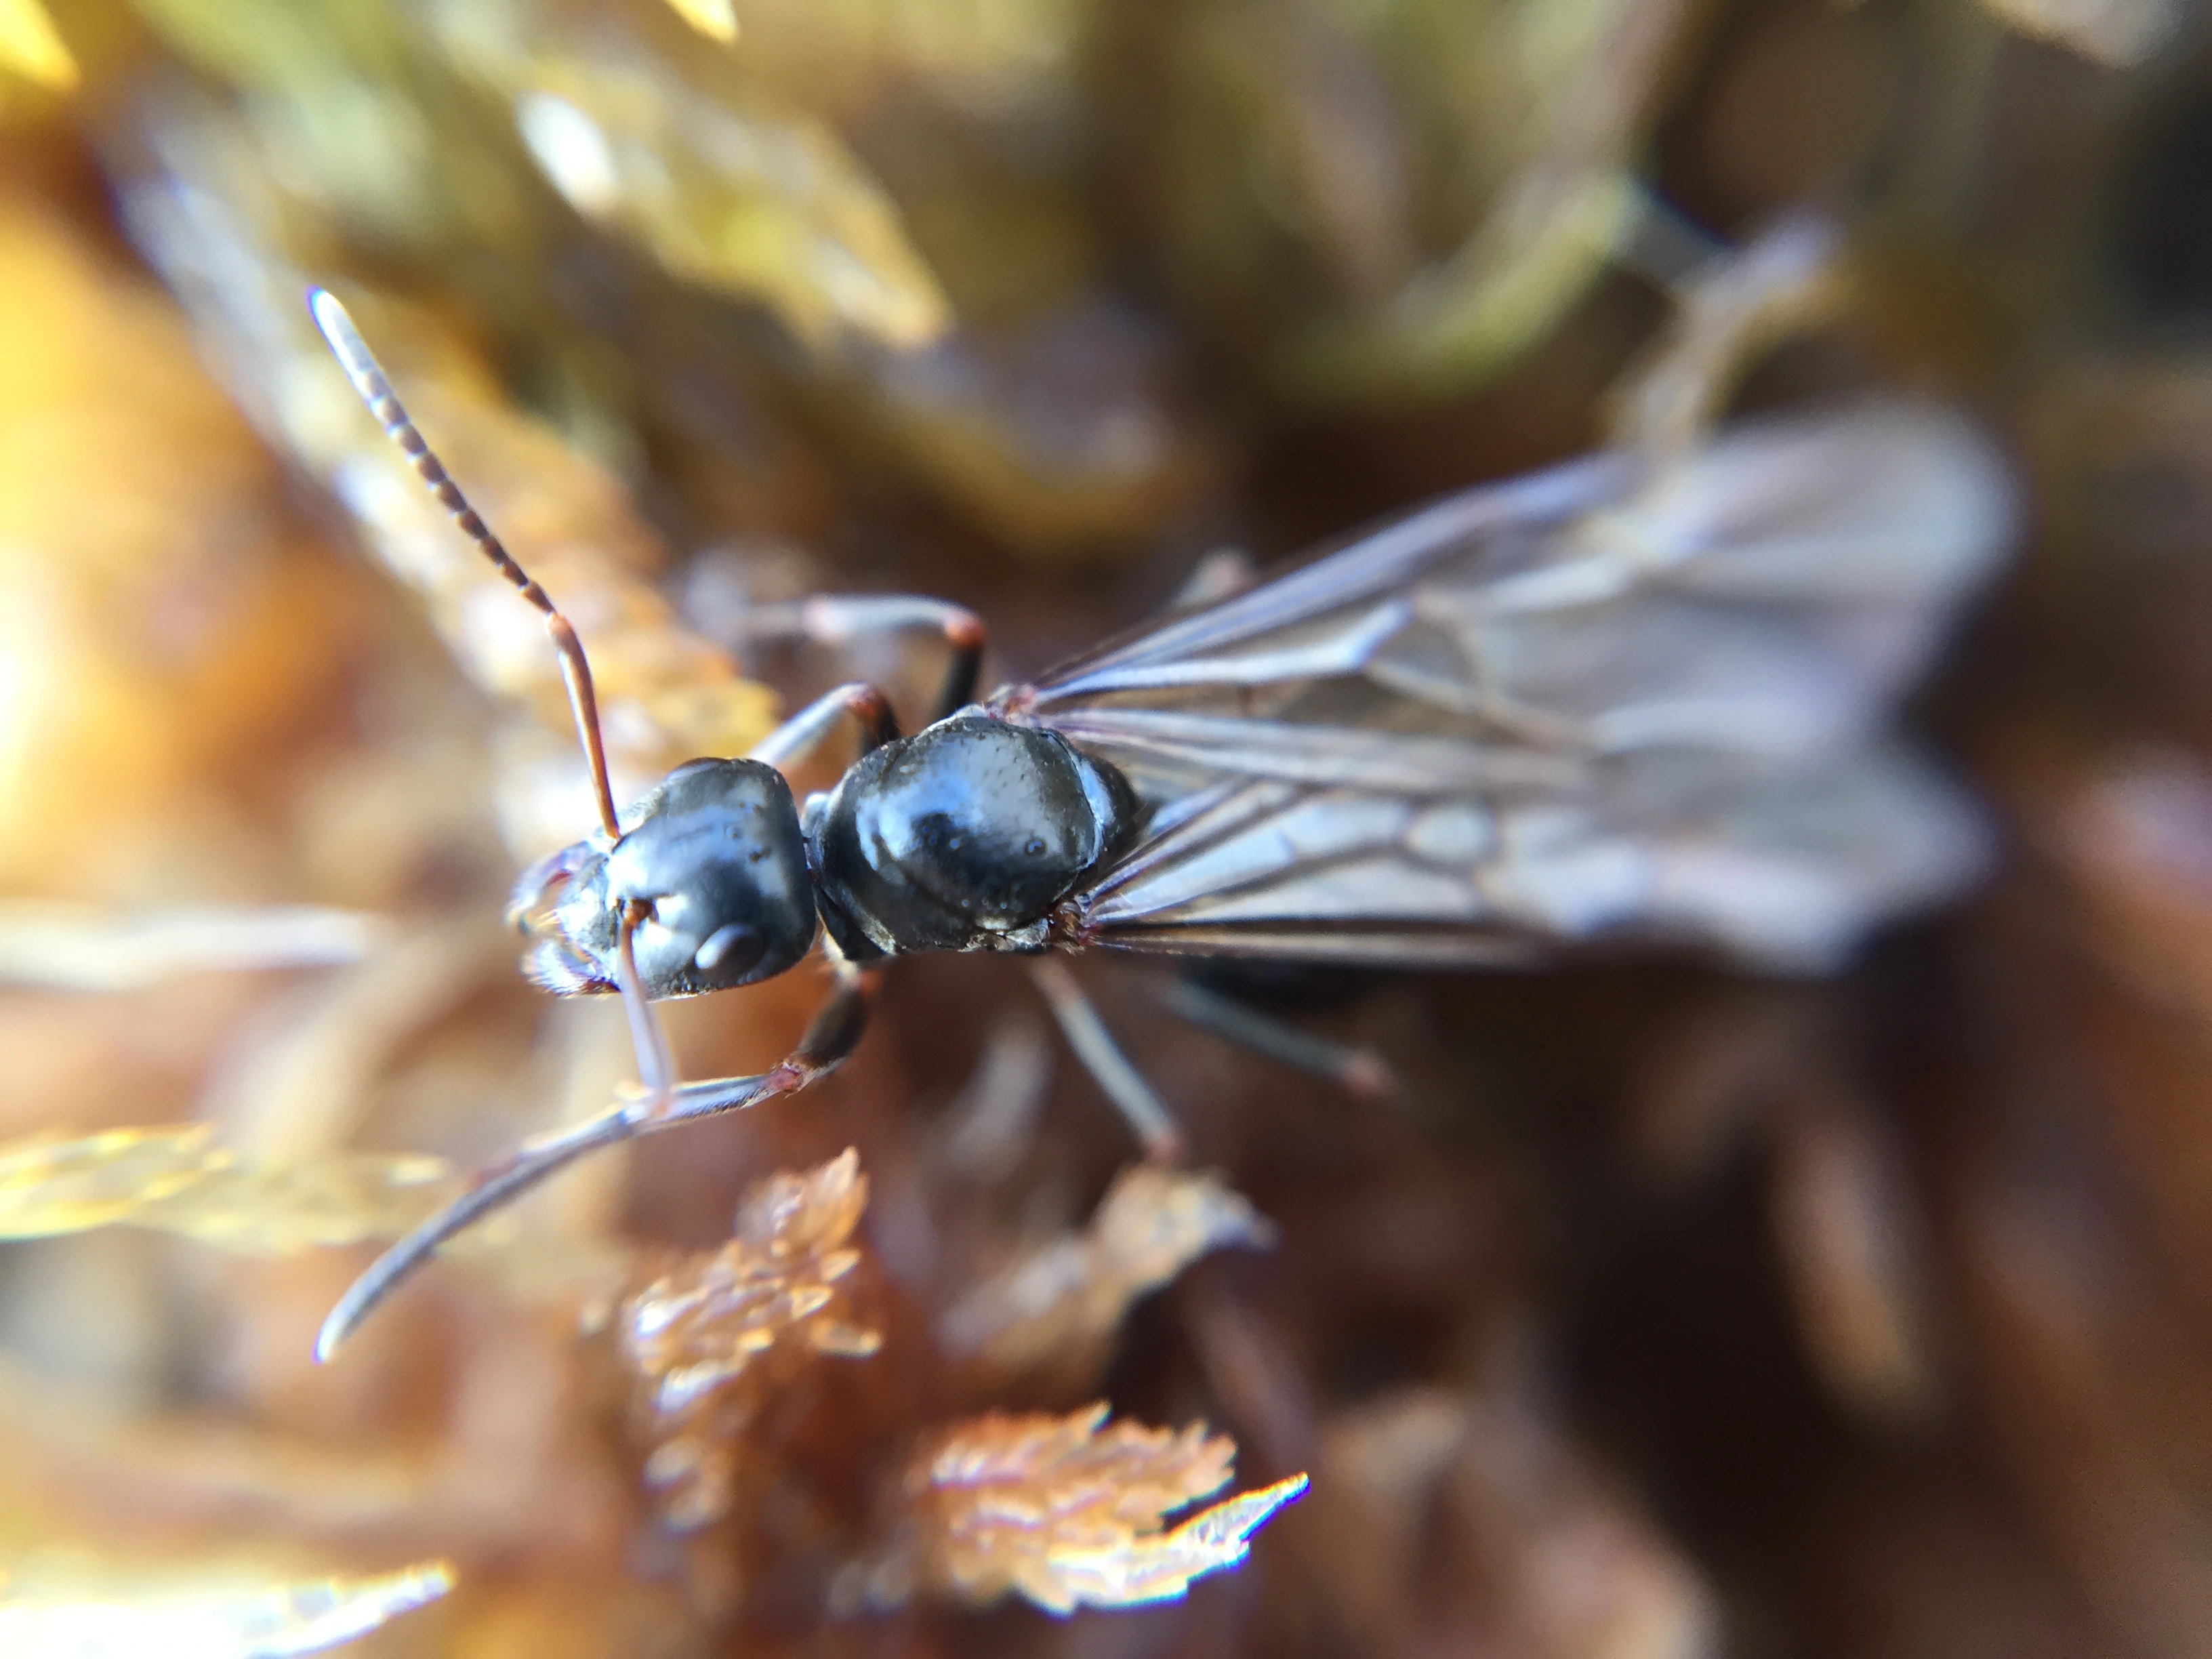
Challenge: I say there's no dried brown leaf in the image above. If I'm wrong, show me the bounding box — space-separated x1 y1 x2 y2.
1769 1092 1942 1425
939 1164 1275 1376
619 1148 883 1531
1313 1387 1716 1659
880 1402 1307 1615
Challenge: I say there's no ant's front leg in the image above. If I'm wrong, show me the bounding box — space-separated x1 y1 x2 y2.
750 681 902 771
656 956 876 1128
315 957 878 1360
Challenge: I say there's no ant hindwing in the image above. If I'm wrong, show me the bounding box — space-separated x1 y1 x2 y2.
304 266 2015 1359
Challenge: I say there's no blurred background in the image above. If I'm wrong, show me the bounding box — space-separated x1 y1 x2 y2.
2 0 2211 1654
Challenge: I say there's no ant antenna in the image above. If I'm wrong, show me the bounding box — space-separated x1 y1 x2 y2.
309 289 682 1357
307 289 622 842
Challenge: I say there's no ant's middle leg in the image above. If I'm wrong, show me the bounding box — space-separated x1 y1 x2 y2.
1029 957 1185 1164
1153 975 1400 1103
749 682 903 772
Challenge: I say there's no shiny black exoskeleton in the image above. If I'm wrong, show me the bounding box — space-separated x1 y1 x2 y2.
806 713 1138 960
516 713 1139 994
519 756 819 997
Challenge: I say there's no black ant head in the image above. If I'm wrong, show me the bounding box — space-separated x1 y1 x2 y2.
511 758 818 998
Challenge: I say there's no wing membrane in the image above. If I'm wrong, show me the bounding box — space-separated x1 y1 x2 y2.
1010 403 2014 972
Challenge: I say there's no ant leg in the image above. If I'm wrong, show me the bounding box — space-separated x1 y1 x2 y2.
718 596 986 724
749 682 901 771
1153 977 1400 1103
613 899 677 1111
308 290 621 841
315 960 878 1360
1605 212 1843 468
1028 958 1185 1163
635 958 874 1138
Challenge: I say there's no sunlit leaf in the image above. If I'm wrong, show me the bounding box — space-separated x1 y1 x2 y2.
502 63 951 349
0 0 73 89
123 0 409 93
0 1556 453 1658
0 1126 459 1254
664 0 737 43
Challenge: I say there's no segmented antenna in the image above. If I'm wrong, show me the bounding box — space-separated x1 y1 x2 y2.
308 289 682 1360
306 288 622 842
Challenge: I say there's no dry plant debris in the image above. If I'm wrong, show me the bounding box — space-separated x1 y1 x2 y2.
939 1162 1275 1375
1 0 2204 1652
869 1403 1307 1616
618 1148 883 1532
0 903 385 991
0 1556 453 1658
0 1126 459 1254
1314 1387 1715 1659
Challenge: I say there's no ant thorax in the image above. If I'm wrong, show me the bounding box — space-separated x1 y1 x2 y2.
804 713 1139 961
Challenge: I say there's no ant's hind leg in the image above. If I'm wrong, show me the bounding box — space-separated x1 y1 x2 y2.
1153 977 1401 1103
712 595 987 725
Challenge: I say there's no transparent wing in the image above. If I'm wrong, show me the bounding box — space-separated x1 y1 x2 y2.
1007 401 2015 972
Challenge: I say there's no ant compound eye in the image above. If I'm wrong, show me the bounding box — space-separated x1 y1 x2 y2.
694 921 766 977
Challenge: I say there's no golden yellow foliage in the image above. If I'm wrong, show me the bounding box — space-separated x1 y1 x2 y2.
498 61 953 350
0 1126 458 1254
0 0 73 89
663 0 737 44
0 197 354 897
